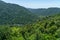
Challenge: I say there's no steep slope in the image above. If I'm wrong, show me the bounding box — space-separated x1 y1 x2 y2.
0 1 38 25
28 7 60 16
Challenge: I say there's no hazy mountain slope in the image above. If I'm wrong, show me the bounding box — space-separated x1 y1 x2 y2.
0 0 38 25
28 8 60 16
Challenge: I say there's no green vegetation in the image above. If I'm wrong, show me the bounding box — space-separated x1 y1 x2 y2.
0 14 60 40
0 0 39 25
28 8 60 16
0 0 60 40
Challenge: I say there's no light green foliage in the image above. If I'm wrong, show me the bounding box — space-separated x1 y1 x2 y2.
0 0 60 40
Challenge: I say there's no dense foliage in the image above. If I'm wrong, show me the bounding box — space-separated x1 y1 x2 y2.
0 0 60 40
0 14 60 40
0 0 38 25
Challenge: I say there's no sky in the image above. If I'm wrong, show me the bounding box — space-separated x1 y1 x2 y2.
2 0 60 8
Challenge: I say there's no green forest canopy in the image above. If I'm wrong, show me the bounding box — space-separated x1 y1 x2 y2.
0 0 60 40
0 14 60 40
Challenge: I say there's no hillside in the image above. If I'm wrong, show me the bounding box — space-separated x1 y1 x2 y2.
0 0 60 40
0 14 60 40
0 0 38 25
28 8 60 16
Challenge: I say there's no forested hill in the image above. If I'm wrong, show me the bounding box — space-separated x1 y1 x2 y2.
28 8 60 16
0 14 60 40
0 0 39 25
0 0 60 40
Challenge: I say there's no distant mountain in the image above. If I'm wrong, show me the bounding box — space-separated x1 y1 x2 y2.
28 7 60 16
0 1 39 25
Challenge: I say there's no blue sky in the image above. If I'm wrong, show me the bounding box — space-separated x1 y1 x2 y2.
2 0 60 8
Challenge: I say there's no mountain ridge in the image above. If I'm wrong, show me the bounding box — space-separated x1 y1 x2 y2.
28 7 60 16
0 0 39 25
